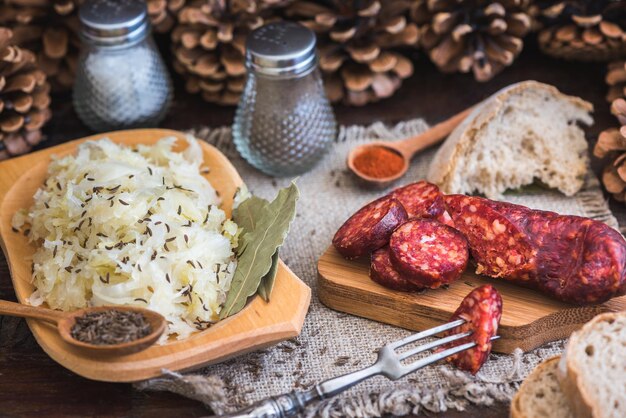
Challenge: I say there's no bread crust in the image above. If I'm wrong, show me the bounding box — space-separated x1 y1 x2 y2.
557 312 624 418
427 80 594 195
510 356 563 418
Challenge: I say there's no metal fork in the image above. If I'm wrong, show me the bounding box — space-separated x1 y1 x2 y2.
215 319 499 418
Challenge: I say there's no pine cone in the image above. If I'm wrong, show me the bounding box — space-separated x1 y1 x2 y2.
148 0 187 33
412 0 531 82
0 0 81 91
534 0 626 62
594 98 626 200
606 59 626 103
0 27 52 160
171 0 289 105
286 0 418 106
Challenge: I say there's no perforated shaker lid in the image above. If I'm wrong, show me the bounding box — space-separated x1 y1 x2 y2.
246 22 317 76
79 0 149 45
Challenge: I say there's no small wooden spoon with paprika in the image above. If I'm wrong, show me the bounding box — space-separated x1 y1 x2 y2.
347 107 474 187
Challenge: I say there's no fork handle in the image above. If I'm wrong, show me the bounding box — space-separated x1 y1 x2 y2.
215 365 381 417
217 387 321 418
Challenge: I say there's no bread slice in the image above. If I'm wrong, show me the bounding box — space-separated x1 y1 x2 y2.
557 312 626 418
510 357 574 418
427 81 594 199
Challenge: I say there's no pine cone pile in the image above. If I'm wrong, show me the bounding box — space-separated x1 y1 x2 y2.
606 59 626 102
0 27 51 160
148 0 187 33
595 99 626 200
286 0 418 106
171 0 289 105
0 0 81 91
411 0 531 82
534 0 626 62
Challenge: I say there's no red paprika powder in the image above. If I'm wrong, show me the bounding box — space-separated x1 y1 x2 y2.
352 146 404 178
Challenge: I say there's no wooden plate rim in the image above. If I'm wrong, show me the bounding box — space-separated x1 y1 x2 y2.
0 128 311 382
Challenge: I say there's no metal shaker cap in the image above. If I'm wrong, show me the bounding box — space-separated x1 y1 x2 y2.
246 22 317 77
79 0 149 45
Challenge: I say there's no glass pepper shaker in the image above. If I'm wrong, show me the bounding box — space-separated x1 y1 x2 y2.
73 0 172 132
233 22 337 177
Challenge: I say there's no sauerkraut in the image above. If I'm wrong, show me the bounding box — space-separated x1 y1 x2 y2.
13 136 238 341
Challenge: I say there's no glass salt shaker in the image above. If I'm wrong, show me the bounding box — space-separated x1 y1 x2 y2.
233 22 337 177
73 0 172 132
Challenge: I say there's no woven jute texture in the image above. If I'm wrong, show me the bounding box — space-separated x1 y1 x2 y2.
136 119 618 417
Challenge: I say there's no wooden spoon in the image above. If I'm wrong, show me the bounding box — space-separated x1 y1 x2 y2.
347 107 474 187
0 300 166 356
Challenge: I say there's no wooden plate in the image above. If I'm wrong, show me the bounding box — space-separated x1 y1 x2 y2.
0 129 311 382
318 246 626 354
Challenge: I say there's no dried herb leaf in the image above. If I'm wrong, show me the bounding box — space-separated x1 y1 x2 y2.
221 183 299 318
233 195 269 255
258 250 279 302
233 192 280 301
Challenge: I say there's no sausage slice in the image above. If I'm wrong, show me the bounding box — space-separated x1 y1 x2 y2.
440 284 503 374
389 219 468 288
387 181 446 219
333 197 408 259
370 247 424 292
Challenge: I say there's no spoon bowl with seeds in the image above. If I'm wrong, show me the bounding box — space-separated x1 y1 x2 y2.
0 299 166 356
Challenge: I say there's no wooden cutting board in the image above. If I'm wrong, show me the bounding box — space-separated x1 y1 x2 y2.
0 129 311 382
318 246 626 353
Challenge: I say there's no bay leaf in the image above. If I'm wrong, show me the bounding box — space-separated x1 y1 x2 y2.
232 195 270 256
233 195 268 238
220 182 299 318
258 250 279 302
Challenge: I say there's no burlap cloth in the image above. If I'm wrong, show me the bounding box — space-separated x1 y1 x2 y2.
135 119 619 417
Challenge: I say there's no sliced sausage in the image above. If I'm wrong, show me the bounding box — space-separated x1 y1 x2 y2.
446 196 626 305
484 200 559 232
483 202 626 302
436 209 456 227
333 197 408 259
389 219 468 288
370 247 424 292
440 284 503 375
535 217 626 304
387 181 446 219
444 195 537 282
529 215 588 297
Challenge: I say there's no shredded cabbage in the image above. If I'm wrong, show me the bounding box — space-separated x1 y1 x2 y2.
14 136 238 341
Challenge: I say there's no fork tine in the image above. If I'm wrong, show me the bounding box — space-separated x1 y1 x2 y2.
388 319 466 349
398 331 472 361
400 335 501 377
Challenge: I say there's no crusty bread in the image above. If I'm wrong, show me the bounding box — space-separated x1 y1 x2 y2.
510 357 574 418
428 81 594 199
557 312 626 418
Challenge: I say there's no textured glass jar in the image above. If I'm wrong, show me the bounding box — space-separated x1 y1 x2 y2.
233 22 337 177
73 0 172 132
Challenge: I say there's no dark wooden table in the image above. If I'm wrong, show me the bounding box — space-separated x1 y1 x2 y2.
1 38 622 418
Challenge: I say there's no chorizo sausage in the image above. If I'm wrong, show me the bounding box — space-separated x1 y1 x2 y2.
445 197 626 305
443 195 537 281
387 181 446 219
389 219 468 288
440 284 503 375
534 217 626 304
484 200 558 228
370 247 424 292
436 209 455 227
472 199 626 304
333 197 408 259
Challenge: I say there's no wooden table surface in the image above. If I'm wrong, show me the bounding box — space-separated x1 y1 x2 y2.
0 38 623 418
